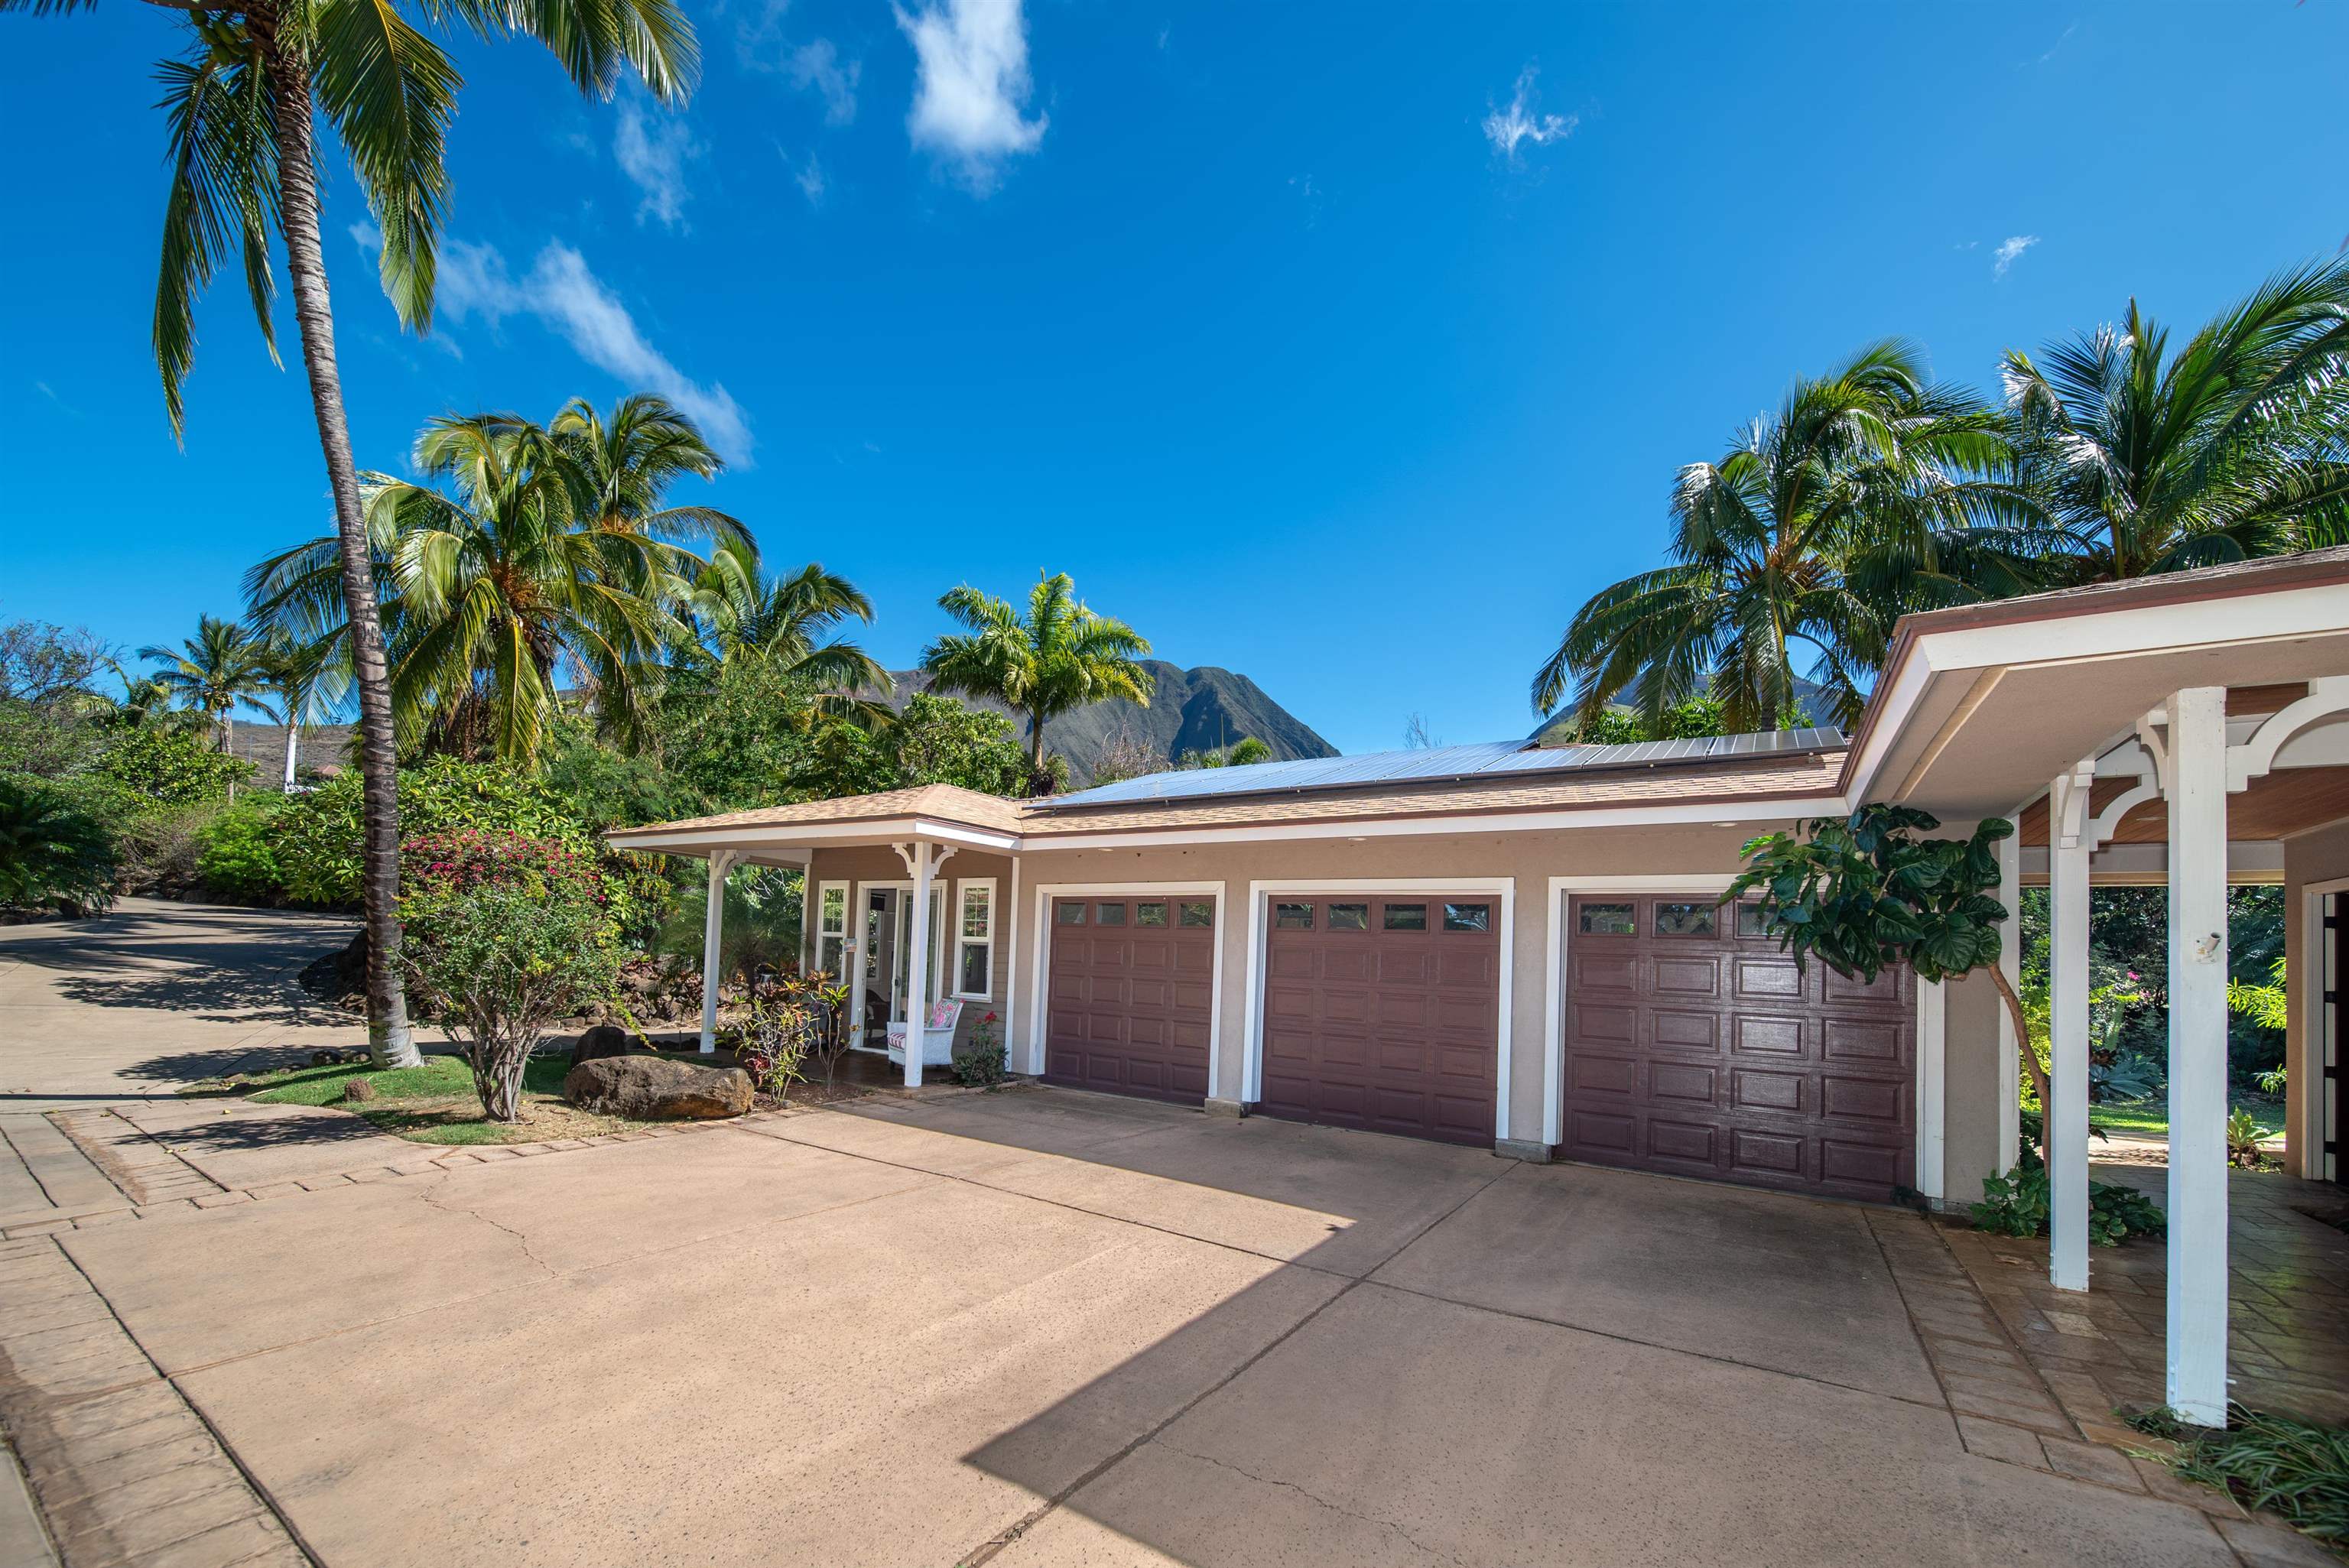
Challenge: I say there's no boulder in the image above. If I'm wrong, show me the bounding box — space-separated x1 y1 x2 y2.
569 1024 635 1071
564 1053 751 1121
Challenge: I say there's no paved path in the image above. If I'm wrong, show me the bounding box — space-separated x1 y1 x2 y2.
0 899 366 1111
0 903 2331 1567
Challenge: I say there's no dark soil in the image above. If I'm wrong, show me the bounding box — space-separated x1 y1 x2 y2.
297 930 369 1013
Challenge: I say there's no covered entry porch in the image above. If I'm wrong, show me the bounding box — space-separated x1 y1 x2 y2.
1854 551 2349 1426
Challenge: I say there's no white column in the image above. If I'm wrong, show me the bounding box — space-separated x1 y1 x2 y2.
2048 770 2094 1293
2166 687 2231 1425
1996 819 2022 1174
905 839 934 1088
698 849 738 1053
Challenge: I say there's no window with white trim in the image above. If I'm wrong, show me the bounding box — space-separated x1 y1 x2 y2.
815 881 849 979
954 878 996 998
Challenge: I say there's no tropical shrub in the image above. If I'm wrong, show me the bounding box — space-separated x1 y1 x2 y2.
398 831 622 1122
1970 1145 2168 1248
735 980 814 1102
658 864 804 979
271 755 590 908
2227 1109 2273 1169
952 1011 1007 1086
89 726 251 803
0 774 119 917
195 800 284 902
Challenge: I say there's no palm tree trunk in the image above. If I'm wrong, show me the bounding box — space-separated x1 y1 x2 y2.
257 15 418 1068
284 720 300 790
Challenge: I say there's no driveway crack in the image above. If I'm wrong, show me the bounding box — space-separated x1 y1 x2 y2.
1154 1442 1471 1565
419 1183 560 1280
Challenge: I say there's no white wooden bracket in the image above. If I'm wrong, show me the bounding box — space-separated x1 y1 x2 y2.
2227 677 2349 793
2050 757 2099 851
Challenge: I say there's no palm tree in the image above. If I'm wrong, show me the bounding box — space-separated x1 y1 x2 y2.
921 572 1153 790
8 0 697 1070
691 544 892 719
252 403 720 767
2001 258 2349 582
256 630 349 789
1532 342 2030 732
138 615 282 753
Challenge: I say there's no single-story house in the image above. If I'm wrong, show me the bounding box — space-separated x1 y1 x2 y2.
609 545 2349 1426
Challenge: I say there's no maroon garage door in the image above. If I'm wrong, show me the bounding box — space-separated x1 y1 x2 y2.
1044 896 1215 1103
1259 894 1499 1145
1561 894 1914 1201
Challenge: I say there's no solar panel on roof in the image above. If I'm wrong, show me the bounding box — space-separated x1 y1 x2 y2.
1036 726 1847 810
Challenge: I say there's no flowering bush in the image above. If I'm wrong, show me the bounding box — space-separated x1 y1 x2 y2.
952 1010 1007 1086
398 830 622 1122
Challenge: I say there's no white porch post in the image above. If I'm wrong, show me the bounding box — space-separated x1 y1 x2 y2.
2166 687 2231 1425
698 849 739 1054
2048 762 2095 1293
905 837 934 1088
1996 817 2023 1175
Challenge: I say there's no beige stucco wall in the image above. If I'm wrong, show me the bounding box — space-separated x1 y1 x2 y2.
2284 820 2349 1176
1940 969 2006 1206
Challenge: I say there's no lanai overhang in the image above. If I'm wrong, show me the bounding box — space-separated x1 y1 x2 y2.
607 786 1025 1079
1845 546 2349 1424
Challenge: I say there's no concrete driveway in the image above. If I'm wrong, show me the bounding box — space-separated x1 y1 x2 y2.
0 905 2284 1566
26 1089 2256 1567
0 898 364 1109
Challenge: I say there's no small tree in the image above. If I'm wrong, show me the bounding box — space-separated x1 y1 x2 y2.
398 831 622 1122
1725 804 2050 1138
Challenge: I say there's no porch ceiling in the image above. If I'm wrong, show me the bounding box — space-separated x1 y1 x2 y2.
2015 761 2349 846
1875 629 2349 823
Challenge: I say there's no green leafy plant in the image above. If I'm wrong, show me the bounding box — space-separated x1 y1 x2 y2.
2227 1109 2273 1169
195 800 284 902
1726 803 2049 1131
398 830 622 1122
2127 1404 2349 1545
271 756 590 908
952 1011 1007 1086
0 774 119 917
2229 958 2288 1032
1969 1144 2167 1247
89 725 252 804
735 979 813 1103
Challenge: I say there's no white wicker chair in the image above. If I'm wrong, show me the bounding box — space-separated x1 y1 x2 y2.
885 998 962 1067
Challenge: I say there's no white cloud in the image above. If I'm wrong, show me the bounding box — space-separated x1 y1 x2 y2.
614 99 700 229
790 150 827 205
349 218 383 252
895 0 1047 190
739 2 859 125
788 39 859 125
437 239 752 464
1993 234 2039 279
1483 66 1575 162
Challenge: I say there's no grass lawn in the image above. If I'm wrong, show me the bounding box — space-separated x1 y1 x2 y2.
231 1053 633 1145
2090 1094 2286 1141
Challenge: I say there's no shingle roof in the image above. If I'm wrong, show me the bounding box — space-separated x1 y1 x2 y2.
606 783 1026 842
605 748 1844 849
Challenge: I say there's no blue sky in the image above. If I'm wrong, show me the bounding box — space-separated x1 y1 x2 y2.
3 0 2344 753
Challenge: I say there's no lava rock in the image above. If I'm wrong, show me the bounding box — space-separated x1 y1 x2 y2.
563 1054 750 1120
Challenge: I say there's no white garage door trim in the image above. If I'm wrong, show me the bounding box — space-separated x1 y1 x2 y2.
1244 878 1516 1140
1027 881 1224 1089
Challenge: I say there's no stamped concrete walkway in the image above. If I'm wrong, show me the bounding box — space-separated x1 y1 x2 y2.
0 904 2335 1567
